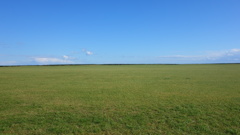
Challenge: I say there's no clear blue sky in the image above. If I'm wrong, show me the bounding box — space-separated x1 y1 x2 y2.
0 0 240 65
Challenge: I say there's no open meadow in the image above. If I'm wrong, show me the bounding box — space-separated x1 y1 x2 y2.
0 64 239 134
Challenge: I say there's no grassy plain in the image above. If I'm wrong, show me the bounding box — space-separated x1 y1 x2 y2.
0 64 239 134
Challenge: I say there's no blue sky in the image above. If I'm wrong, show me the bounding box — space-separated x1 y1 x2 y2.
0 0 240 65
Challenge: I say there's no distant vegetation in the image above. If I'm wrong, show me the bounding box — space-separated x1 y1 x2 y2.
0 64 239 134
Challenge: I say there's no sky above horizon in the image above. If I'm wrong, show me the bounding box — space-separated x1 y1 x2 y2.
0 0 240 65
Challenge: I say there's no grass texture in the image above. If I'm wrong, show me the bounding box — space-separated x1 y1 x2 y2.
0 64 239 134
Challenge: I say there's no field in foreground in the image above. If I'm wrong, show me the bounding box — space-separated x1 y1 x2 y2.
0 64 239 134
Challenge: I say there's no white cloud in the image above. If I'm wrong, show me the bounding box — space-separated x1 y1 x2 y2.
33 57 73 65
63 55 69 59
82 49 93 55
158 49 240 63
230 49 240 53
225 49 240 56
86 51 93 55
205 49 240 59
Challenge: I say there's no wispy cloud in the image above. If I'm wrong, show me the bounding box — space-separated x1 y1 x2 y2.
82 49 93 56
158 49 240 63
33 55 73 65
0 61 17 65
63 55 69 59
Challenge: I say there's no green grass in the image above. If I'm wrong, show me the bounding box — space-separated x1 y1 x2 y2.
0 64 239 134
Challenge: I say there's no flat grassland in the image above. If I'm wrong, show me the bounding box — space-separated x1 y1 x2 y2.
0 64 239 134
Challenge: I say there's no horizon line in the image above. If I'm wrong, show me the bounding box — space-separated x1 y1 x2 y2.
0 63 240 67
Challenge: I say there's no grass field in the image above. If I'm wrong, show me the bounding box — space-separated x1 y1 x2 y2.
0 64 239 134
